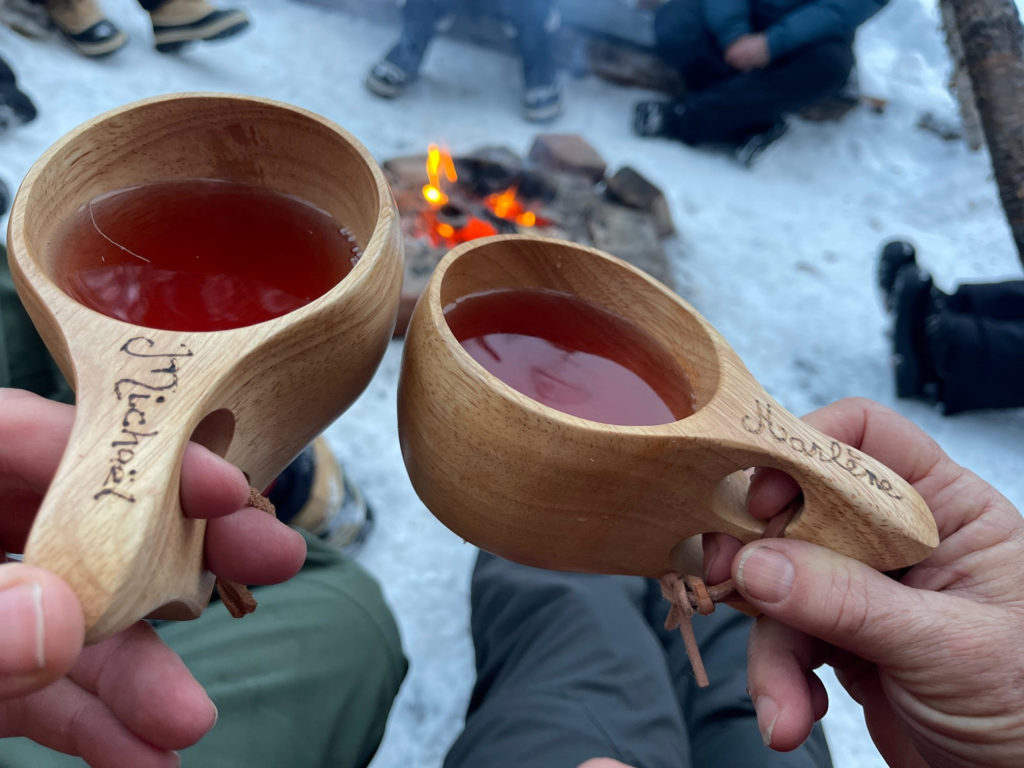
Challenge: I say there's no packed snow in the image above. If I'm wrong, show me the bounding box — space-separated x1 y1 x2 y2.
2 1 1021 766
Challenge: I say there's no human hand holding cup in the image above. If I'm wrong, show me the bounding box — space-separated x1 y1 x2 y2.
6 93 404 642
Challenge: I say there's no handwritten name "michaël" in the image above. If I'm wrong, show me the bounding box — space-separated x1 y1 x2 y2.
740 399 902 500
94 337 194 503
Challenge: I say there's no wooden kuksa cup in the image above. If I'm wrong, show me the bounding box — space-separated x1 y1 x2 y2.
398 235 938 579
7 94 404 642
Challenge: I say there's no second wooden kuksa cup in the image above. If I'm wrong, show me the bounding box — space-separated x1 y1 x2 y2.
398 235 938 581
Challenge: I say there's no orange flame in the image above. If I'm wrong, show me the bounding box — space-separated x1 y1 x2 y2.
422 143 457 207
418 208 497 248
484 185 538 227
415 143 542 248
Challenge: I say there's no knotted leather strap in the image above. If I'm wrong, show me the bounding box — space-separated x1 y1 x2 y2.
660 506 798 687
215 486 276 618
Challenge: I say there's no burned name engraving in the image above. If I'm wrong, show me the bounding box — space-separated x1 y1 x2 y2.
741 399 902 500
94 338 194 502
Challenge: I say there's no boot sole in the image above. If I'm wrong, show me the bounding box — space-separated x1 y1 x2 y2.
153 11 249 52
56 27 127 57
364 74 404 99
524 100 562 123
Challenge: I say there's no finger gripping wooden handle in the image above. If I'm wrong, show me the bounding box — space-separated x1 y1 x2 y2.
25 335 215 643
737 398 938 572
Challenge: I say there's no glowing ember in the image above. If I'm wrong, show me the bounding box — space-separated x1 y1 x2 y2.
417 208 498 248
422 144 456 207
484 185 538 227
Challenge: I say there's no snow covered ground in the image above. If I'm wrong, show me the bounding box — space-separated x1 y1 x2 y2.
2 0 1022 765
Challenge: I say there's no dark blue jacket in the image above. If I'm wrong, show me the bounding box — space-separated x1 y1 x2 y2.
701 0 889 59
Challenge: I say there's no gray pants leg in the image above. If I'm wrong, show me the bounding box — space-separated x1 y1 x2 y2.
445 552 832 768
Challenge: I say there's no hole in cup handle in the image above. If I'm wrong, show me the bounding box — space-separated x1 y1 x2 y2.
705 469 766 544
729 404 938 573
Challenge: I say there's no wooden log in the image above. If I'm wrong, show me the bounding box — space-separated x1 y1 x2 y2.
948 0 1024 267
940 0 985 150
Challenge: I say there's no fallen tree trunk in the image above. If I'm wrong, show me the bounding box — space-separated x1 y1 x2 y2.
948 0 1024 268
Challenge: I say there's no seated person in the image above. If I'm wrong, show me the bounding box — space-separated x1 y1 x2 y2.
634 0 887 164
365 0 563 123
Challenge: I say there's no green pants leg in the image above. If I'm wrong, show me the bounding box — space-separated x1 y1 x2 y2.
0 533 407 767
0 243 73 402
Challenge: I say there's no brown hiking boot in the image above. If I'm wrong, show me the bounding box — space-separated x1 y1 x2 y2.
147 0 249 53
44 0 126 57
270 437 375 557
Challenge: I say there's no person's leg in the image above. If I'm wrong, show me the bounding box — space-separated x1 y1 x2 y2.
0 532 407 768
667 40 854 145
927 309 1024 414
879 240 1024 411
644 587 833 768
389 0 457 71
0 0 51 39
445 552 692 768
944 279 1024 321
652 0 733 91
504 0 562 121
365 0 456 97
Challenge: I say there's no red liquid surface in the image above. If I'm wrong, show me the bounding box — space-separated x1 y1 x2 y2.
445 289 696 426
50 179 361 331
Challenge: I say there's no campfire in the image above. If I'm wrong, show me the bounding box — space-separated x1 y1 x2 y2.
410 144 552 250
385 134 677 335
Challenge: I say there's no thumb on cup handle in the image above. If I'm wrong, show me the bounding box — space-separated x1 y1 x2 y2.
733 539 940 665
0 562 84 701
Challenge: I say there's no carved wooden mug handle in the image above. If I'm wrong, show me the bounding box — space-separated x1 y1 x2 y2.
24 333 218 643
707 397 938 574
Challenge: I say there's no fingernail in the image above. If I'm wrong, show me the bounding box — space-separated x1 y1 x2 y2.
755 695 779 746
173 751 182 767
0 581 45 672
736 545 793 604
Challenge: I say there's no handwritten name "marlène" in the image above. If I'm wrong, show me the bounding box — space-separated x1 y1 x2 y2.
741 399 902 500
94 337 194 503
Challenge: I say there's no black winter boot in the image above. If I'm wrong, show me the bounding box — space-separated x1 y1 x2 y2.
877 240 918 312
890 266 942 401
0 87 37 132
